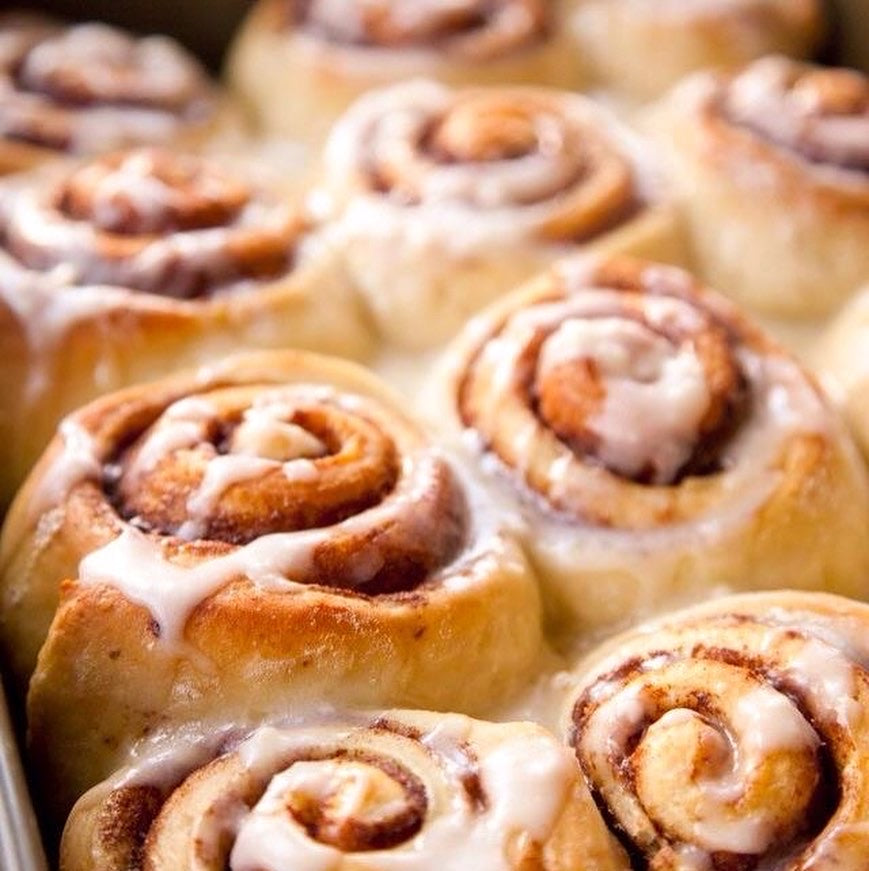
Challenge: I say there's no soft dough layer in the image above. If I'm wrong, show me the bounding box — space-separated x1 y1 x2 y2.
813 286 869 461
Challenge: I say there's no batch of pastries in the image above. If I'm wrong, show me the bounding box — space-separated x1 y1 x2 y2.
0 1 868 868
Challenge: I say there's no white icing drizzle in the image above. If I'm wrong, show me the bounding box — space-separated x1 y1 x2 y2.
420 715 474 784
0 151 307 434
415 116 581 210
588 0 808 18
455 269 836 605
684 687 817 853
28 417 101 520
230 415 327 462
785 637 861 729
78 446 436 641
733 686 818 758
161 396 330 541
281 459 321 483
479 729 575 844
228 716 574 871
537 315 711 484
67 149 244 234
178 456 279 541
18 24 201 108
582 682 649 757
0 247 130 402
671 844 713 871
566 599 869 869
689 814 773 856
304 0 366 42
124 397 216 483
232 761 407 871
581 679 818 857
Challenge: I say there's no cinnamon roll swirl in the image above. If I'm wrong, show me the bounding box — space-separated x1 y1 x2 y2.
61 710 626 871
650 56 869 320
571 0 824 101
0 351 542 815
0 146 373 508
0 15 237 174
226 0 583 147
563 590 869 870
316 80 685 350
431 255 869 637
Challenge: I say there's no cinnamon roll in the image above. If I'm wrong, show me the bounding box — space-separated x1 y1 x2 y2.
316 80 686 350
430 255 869 638
0 146 373 508
61 710 627 871
0 351 542 815
571 0 824 101
226 0 583 147
650 56 869 320
563 590 869 870
0 14 238 175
